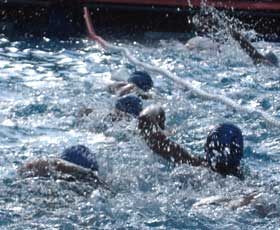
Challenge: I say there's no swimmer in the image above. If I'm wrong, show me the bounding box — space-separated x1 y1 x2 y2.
138 105 244 178
193 12 278 66
78 95 143 122
108 70 154 99
229 29 279 67
18 145 108 189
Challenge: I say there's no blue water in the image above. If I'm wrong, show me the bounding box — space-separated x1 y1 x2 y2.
0 31 280 230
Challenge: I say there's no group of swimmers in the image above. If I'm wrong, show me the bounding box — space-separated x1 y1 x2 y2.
19 67 246 190
18 14 280 192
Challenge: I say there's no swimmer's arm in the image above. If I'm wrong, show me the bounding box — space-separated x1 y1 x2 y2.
113 82 153 99
107 82 128 94
19 159 112 191
230 29 271 65
18 159 52 177
141 129 206 167
229 191 261 210
18 158 95 181
52 159 94 179
117 83 136 96
138 108 205 167
54 160 112 191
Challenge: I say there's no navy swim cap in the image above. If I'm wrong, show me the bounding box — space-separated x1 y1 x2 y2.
128 71 153 92
115 95 143 117
265 51 279 66
61 145 98 171
204 123 243 175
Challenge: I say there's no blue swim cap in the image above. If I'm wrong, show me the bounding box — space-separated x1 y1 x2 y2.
61 145 98 171
204 123 243 175
128 71 153 92
115 95 143 117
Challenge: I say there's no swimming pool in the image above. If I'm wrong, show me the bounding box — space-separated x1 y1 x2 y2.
0 30 280 229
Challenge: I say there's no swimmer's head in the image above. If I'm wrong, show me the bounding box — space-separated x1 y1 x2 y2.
115 95 143 117
204 123 243 176
264 51 279 66
138 104 165 130
61 145 98 171
128 71 153 92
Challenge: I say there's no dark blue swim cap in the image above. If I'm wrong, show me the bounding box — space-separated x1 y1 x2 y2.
115 95 143 117
204 123 243 175
128 71 153 92
61 145 98 171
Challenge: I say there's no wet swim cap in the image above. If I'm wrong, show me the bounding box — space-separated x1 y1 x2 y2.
265 51 279 66
61 145 98 171
128 71 153 92
204 123 243 175
115 95 143 117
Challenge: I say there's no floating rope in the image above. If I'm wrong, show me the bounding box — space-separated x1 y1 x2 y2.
83 7 280 128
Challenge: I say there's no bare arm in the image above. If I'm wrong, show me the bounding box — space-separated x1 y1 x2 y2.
138 107 207 167
141 128 206 166
228 191 261 210
192 192 261 210
107 81 128 94
117 83 135 96
116 83 152 99
230 29 272 66
18 158 113 193
53 159 94 178
18 158 95 181
18 158 52 177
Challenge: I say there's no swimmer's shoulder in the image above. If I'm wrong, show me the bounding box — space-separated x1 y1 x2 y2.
18 157 57 178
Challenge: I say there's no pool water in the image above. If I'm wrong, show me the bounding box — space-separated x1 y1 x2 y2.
0 29 280 230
